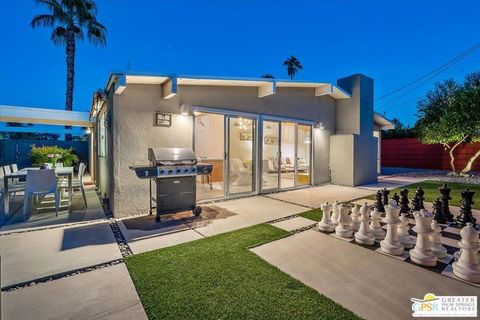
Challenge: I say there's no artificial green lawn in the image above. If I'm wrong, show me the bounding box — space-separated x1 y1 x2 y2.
298 208 323 221
125 224 359 320
366 180 480 209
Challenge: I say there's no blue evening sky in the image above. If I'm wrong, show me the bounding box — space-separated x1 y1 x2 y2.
1 0 479 126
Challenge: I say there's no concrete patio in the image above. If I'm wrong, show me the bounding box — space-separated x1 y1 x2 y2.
251 229 480 320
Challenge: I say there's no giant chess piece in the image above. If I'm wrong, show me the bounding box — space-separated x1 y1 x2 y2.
400 188 410 216
382 188 390 206
392 193 400 206
375 190 385 213
380 200 405 255
355 203 376 245
432 198 446 224
410 209 438 266
456 189 477 228
369 208 386 240
397 213 415 249
350 205 361 232
452 223 480 283
416 187 426 210
439 183 454 222
335 204 353 238
318 202 335 232
331 201 340 225
430 220 448 259
411 194 422 212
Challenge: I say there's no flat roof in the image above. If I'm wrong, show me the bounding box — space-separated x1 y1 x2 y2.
0 105 92 127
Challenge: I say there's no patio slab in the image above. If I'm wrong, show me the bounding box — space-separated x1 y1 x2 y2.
1 263 147 320
251 230 480 320
0 185 106 234
190 196 307 237
271 216 317 231
266 184 374 208
0 221 122 288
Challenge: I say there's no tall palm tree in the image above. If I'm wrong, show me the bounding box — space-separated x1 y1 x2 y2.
31 0 107 112
283 55 303 80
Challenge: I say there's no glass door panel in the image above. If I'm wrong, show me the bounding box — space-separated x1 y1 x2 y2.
296 124 311 186
227 116 255 195
262 121 280 190
280 122 296 189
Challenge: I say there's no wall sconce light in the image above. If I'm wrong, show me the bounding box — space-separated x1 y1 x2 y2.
85 127 92 134
314 121 325 130
179 104 191 115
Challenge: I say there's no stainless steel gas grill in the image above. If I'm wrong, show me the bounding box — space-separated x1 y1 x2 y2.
129 148 213 221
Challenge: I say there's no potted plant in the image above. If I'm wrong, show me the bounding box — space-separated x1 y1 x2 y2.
30 145 79 168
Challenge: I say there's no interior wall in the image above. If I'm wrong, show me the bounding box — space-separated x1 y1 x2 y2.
194 113 224 160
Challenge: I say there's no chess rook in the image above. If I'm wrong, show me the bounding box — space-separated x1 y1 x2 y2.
318 202 335 232
354 203 375 245
452 223 480 283
410 210 438 267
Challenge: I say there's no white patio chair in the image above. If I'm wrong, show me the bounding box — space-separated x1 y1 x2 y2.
23 169 60 218
2 164 25 199
58 162 87 208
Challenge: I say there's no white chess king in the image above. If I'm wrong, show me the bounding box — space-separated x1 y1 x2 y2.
354 202 375 245
380 199 404 255
452 223 480 283
317 202 335 232
410 210 438 267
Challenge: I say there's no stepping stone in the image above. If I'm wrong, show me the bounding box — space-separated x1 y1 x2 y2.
272 217 316 232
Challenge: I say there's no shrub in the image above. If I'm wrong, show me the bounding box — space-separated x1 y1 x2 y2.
30 145 79 167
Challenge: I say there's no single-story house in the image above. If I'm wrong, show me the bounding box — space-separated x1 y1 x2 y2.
89 72 393 218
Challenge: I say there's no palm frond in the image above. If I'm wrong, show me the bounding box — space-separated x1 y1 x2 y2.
30 14 55 28
87 20 107 46
50 26 67 45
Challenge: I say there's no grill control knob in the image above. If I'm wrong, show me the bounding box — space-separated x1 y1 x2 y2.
168 170 173 174
184 168 189 173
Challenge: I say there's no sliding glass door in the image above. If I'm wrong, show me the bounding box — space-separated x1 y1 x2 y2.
261 120 312 192
226 116 256 195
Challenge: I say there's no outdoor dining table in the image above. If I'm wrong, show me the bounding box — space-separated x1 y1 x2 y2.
1 167 74 224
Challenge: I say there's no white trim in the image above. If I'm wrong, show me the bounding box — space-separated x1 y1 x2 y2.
0 105 92 127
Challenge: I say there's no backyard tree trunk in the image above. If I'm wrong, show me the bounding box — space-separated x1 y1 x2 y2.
64 29 75 140
444 137 467 173
461 149 480 173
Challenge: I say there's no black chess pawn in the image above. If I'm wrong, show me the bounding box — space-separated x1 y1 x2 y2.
432 198 446 224
375 190 385 213
439 183 454 222
392 192 400 206
456 189 477 228
415 187 425 210
399 188 410 216
382 188 390 206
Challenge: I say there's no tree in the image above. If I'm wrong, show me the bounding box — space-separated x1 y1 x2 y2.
31 0 107 113
261 73 275 79
415 72 480 173
283 56 303 79
381 118 417 139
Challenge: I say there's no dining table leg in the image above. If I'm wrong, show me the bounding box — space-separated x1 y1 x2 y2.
68 173 73 211
2 177 9 225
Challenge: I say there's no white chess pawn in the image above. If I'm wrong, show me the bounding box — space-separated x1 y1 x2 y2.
397 213 415 249
380 200 405 255
410 209 438 267
452 223 480 283
317 202 335 232
369 208 385 240
430 220 448 259
354 202 375 245
335 204 353 238
331 201 340 225
350 205 361 232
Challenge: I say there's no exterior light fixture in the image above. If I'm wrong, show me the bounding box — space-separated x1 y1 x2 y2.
179 104 191 115
85 127 92 134
314 121 325 130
